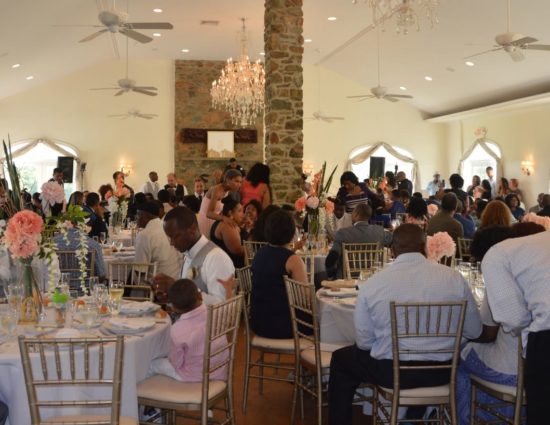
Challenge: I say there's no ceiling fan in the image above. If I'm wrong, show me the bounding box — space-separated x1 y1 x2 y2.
90 30 158 96
305 66 345 123
108 108 158 119
465 0 550 62
347 27 413 103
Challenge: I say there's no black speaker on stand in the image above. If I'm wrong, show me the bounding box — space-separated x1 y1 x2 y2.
57 157 74 183
370 156 386 179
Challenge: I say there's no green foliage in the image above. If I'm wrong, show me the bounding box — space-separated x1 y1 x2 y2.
2 136 23 211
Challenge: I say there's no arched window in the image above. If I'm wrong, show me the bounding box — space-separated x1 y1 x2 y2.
1 139 81 199
459 139 502 188
347 142 420 188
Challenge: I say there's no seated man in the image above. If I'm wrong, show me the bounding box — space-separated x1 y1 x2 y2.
147 279 227 382
325 203 392 279
328 224 482 425
82 192 108 240
53 225 107 285
325 198 352 241
152 206 235 305
426 192 464 244
134 202 183 280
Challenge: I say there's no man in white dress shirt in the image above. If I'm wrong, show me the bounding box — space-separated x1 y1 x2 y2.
486 166 497 199
140 171 161 199
328 224 482 425
152 206 235 305
482 230 550 424
134 202 182 280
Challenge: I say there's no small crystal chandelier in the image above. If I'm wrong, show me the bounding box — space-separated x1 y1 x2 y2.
211 18 265 127
352 0 441 35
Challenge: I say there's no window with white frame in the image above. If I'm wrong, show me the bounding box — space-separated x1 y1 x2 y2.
461 141 501 187
349 144 415 183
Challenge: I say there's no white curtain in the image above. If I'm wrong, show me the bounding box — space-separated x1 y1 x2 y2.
346 141 421 191
458 138 502 178
0 138 82 190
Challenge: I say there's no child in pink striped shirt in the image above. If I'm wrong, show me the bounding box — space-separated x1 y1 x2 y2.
147 279 228 382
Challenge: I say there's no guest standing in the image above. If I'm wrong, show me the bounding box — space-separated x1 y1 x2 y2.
197 169 242 239
240 163 271 209
141 171 161 199
486 166 497 199
336 171 381 214
250 210 307 339
396 171 413 195
425 172 442 197
165 172 188 203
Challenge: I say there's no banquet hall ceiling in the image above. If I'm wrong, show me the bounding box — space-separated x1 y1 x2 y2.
1 0 550 116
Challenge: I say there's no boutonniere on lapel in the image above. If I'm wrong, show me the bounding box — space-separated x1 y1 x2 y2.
186 267 199 280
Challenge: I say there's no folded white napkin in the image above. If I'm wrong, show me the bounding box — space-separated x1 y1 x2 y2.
108 318 155 330
120 301 157 313
55 328 81 338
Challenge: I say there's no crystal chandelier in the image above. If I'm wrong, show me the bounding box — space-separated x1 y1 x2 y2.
211 18 265 127
352 0 441 35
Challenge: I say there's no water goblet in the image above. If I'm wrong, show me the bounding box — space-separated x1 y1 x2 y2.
1 308 18 339
109 281 124 316
79 304 98 334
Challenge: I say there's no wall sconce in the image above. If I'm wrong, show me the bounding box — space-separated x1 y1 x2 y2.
303 162 314 177
521 160 533 176
120 162 133 177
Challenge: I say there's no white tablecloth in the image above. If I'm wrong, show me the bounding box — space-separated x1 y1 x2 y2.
0 314 170 425
317 291 356 345
109 230 133 248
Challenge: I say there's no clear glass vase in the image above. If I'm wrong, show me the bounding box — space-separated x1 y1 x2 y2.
17 261 43 324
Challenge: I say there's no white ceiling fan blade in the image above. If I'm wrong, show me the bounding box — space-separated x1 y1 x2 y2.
132 88 158 96
90 87 118 90
524 44 550 51
127 22 174 30
464 47 503 59
511 36 538 46
114 90 125 96
347 94 372 99
358 96 375 102
509 49 524 62
137 115 155 119
108 114 128 117
79 29 108 42
133 86 158 91
385 94 413 99
383 96 400 102
119 28 153 43
321 116 344 120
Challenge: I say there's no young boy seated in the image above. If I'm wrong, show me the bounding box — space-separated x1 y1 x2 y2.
147 279 228 382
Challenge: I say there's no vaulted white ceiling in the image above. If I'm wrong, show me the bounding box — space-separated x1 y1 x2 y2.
1 0 550 116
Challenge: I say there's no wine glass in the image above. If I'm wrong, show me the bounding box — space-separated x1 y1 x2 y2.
79 304 98 334
109 281 124 316
99 232 107 245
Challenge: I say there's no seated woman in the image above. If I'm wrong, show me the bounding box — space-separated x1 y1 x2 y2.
504 193 525 221
210 198 246 268
250 204 280 242
478 200 513 229
405 196 428 229
250 209 308 339
243 199 262 236
457 222 545 425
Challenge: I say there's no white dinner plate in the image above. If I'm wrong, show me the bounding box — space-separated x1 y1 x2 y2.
103 318 155 335
319 288 358 298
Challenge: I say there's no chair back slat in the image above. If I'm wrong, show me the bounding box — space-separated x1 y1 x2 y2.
342 243 383 280
457 237 472 261
438 255 456 268
56 250 97 292
243 241 268 266
18 335 124 425
298 253 315 285
284 276 319 350
108 262 157 301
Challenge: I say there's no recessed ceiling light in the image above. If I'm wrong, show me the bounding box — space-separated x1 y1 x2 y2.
465 61 475 67
305 38 312 43
153 8 163 13
424 76 433 81
399 86 407 91
327 16 337 21
153 33 162 37
259 52 265 56
26 75 34 80
11 63 20 69
181 49 190 53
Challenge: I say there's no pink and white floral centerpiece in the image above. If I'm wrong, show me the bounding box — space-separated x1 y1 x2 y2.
522 212 550 231
40 180 66 217
426 231 456 262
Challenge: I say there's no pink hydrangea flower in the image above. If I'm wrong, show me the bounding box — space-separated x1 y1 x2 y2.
3 210 43 259
306 196 320 210
426 231 456 262
427 204 439 217
325 200 335 215
523 212 550 231
294 197 306 213
40 181 66 206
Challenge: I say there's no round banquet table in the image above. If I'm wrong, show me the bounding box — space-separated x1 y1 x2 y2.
109 229 134 248
317 289 356 345
0 312 170 425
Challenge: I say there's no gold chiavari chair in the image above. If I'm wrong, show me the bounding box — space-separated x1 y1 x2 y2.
108 262 157 301
18 335 131 425
137 295 243 425
284 276 328 425
56 250 97 292
243 241 268 266
457 237 473 262
470 336 526 425
439 256 457 268
342 243 383 280
373 301 467 425
298 253 315 285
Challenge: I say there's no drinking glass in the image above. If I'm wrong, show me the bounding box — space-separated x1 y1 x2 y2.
60 273 71 287
89 277 99 292
109 281 124 316
1 309 18 338
80 304 98 333
6 284 24 313
457 261 471 281
99 232 107 245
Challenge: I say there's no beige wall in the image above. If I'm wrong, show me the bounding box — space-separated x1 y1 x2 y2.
443 104 550 208
303 65 448 194
0 59 175 193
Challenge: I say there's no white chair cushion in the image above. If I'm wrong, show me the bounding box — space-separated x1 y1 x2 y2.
251 336 313 351
300 348 332 368
137 375 226 404
379 384 450 403
44 415 136 424
471 375 521 397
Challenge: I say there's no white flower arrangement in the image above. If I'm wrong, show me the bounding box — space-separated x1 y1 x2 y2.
75 221 89 295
